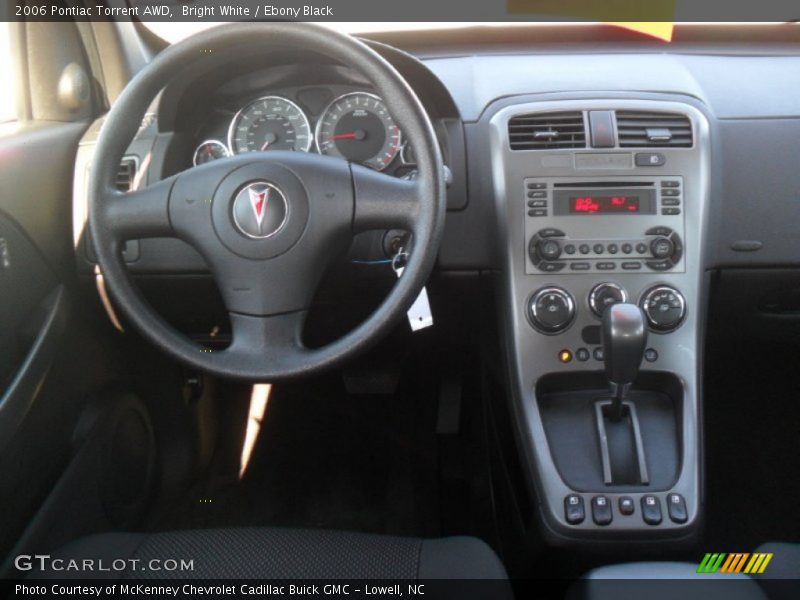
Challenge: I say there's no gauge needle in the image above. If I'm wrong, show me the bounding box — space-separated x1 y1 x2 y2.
331 130 366 141
261 133 278 150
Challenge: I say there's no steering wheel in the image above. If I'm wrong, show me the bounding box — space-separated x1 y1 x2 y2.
88 23 445 380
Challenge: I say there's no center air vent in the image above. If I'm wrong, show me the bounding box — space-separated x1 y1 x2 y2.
116 157 138 192
616 111 693 148
508 112 586 150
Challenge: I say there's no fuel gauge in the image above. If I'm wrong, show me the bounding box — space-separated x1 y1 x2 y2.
193 140 230 166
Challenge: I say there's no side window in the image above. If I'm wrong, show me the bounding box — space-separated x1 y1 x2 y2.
0 22 17 123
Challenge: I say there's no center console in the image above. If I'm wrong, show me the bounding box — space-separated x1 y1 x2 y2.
489 99 710 540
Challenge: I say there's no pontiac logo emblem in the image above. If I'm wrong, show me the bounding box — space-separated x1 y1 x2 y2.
232 181 287 239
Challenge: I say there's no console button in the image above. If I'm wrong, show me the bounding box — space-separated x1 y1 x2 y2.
607 243 619 255
597 262 616 270
540 262 566 272
576 348 590 362
662 198 681 206
635 243 648 254
593 243 604 255
622 261 642 270
527 182 546 190
641 495 663 525
570 262 591 271
621 243 633 254
593 347 604 361
667 493 688 524
662 188 680 197
564 244 576 255
528 199 548 208
591 496 613 526
619 497 635 516
539 228 566 238
635 153 666 167
528 190 547 199
528 209 547 217
565 494 585 524
662 207 681 216
579 244 591 255
644 348 659 362
538 239 562 261
661 180 680 188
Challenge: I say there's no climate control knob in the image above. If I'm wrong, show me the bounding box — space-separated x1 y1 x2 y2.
589 283 628 317
528 287 575 334
640 286 686 332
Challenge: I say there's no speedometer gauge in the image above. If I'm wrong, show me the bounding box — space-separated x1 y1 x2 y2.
315 92 402 171
228 96 312 154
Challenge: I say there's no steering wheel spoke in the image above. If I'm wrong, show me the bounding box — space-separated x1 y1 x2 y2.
352 164 420 232
100 176 176 240
225 311 308 370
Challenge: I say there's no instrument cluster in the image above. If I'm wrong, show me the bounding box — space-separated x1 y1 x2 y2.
192 86 415 176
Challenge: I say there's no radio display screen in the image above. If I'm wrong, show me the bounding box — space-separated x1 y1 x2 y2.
553 188 656 215
569 195 640 214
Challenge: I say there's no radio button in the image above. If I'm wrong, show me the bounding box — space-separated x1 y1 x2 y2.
528 199 548 208
622 261 642 270
593 243 604 255
579 244 591 255
661 180 680 188
607 244 619 255
662 189 680 197
635 243 648 254
570 262 591 271
538 228 565 238
528 190 547 199
621 243 633 254
651 237 675 259
528 209 547 217
597 262 616 270
646 260 672 271
538 239 562 261
662 198 681 206
527 182 546 190
646 226 673 236
662 207 681 216
540 262 566 273
564 244 576 255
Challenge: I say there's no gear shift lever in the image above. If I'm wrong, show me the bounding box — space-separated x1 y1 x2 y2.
602 303 648 421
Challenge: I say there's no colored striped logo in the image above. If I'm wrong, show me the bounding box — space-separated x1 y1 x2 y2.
697 552 773 574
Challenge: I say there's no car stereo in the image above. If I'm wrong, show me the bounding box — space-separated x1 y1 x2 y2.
524 176 685 274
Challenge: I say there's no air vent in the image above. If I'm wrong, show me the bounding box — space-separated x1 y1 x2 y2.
508 111 586 150
616 111 693 148
116 157 138 192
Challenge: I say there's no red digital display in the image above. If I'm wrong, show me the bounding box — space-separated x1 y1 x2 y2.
569 195 641 214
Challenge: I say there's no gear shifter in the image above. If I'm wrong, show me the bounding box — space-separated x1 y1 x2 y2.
602 303 648 421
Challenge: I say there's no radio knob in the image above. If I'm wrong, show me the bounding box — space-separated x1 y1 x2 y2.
538 239 562 261
640 286 686 332
589 283 628 317
650 236 675 260
528 287 575 334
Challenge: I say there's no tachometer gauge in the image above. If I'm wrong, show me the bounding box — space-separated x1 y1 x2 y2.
193 140 230 166
228 96 312 154
315 92 402 171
